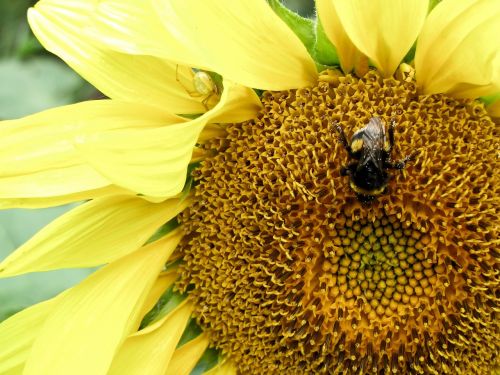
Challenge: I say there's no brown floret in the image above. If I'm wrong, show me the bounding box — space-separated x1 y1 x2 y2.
178 70 499 374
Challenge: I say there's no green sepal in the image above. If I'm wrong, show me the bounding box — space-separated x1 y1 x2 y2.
403 44 416 63
404 0 442 63
253 88 264 98
177 318 203 348
143 160 195 244
180 161 200 203
140 288 223 374
267 0 315 53
164 257 183 273
190 349 221 375
313 17 340 66
141 289 223 374
480 92 500 106
139 286 186 329
180 113 203 120
429 0 442 12
267 0 339 70
146 217 179 244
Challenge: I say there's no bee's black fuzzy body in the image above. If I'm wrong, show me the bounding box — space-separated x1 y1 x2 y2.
334 117 412 203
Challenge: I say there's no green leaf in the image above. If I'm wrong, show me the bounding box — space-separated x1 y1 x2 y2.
0 205 95 321
0 57 91 120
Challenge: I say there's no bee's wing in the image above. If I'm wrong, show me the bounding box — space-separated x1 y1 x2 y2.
359 117 386 169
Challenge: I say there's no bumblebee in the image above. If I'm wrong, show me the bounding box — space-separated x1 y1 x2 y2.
334 117 412 203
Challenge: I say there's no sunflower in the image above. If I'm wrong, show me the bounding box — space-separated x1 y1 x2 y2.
0 0 499 374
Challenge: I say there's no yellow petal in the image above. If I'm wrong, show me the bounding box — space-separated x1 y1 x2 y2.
333 0 428 77
91 0 264 116
207 80 262 124
28 0 205 114
0 197 188 277
108 301 193 375
79 80 260 198
95 0 317 89
24 233 181 375
151 0 317 90
198 124 227 143
140 270 179 318
316 0 359 73
165 333 210 375
0 365 24 375
0 295 62 374
191 147 210 163
415 0 500 97
91 0 204 68
0 100 183 199
0 186 130 210
78 122 202 198
203 360 237 375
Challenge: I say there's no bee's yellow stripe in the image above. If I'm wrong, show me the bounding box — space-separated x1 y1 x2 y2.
351 138 364 153
349 181 386 196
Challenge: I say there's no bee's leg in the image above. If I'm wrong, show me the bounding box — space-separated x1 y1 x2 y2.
388 118 396 153
357 193 375 205
333 121 354 156
340 166 350 176
340 162 357 176
387 153 414 170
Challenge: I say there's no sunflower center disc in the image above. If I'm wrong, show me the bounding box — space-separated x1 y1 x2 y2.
178 70 499 374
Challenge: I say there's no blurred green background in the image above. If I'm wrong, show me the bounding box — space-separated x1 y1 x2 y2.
285 0 315 17
0 0 314 321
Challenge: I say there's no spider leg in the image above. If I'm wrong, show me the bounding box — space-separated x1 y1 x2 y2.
176 65 200 97
201 92 215 111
